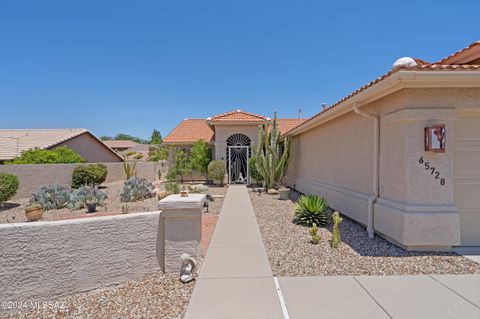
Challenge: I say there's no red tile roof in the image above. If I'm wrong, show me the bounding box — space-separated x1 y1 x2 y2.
283 41 480 136
209 109 268 122
436 41 480 65
163 119 214 144
164 115 305 144
276 118 307 134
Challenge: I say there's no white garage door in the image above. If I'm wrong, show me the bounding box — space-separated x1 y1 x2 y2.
454 116 480 246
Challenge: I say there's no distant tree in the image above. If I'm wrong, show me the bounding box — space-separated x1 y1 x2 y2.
149 145 169 162
100 135 113 141
114 133 148 144
189 140 211 176
150 129 163 145
166 149 191 182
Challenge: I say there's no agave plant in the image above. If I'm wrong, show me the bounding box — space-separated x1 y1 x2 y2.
293 194 329 227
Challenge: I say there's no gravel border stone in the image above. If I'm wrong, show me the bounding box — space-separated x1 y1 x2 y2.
249 189 480 276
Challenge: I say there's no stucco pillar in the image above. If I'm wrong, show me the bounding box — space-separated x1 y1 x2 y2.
376 107 460 250
158 194 206 273
214 141 227 161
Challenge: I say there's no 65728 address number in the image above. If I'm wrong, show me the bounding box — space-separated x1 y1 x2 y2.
419 157 445 186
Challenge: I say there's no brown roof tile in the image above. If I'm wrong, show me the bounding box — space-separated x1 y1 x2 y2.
163 119 214 144
103 140 139 149
436 41 480 65
209 109 268 122
276 118 307 134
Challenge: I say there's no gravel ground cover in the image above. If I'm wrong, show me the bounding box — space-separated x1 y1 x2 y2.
1 272 194 319
249 189 480 276
0 183 226 224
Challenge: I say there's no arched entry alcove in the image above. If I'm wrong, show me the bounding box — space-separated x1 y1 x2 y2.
226 133 251 184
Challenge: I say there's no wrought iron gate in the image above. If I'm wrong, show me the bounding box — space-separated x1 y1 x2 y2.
228 145 249 184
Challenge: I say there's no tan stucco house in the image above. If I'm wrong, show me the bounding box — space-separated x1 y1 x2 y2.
0 129 123 163
164 110 305 183
284 41 480 250
164 41 480 251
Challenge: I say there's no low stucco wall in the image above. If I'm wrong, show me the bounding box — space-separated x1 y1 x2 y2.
0 162 163 199
0 211 163 309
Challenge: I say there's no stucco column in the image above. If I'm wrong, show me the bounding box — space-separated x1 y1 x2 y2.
214 141 227 161
376 107 459 250
158 194 206 273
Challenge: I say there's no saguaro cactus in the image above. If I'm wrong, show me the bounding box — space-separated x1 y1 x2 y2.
254 112 292 189
331 211 343 249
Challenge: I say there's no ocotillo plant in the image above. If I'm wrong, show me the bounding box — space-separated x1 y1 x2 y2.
254 112 292 189
123 152 143 179
331 211 343 248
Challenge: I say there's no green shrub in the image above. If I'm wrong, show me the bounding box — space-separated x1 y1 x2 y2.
30 184 71 210
120 177 155 202
72 164 108 188
5 147 86 164
248 156 263 182
293 194 329 227
189 140 211 176
165 181 180 194
208 160 225 185
0 173 19 204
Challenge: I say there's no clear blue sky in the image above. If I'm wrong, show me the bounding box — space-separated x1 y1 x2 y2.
1 1 478 140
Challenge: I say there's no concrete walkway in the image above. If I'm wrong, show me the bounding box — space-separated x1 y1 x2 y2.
185 185 480 319
185 185 284 319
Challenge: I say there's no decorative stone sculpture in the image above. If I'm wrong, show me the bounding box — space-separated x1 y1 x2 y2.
180 253 197 283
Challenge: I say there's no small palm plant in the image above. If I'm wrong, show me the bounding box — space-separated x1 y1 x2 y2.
293 194 329 227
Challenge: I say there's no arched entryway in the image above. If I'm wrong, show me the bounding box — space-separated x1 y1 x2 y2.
226 133 251 184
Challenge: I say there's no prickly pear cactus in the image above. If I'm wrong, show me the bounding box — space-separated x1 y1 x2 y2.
30 184 71 210
331 211 343 248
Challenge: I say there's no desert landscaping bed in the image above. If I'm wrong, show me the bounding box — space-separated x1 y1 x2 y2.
0 182 226 224
249 189 480 276
1 272 194 319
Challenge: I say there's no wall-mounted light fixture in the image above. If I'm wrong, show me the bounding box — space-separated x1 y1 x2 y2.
425 125 446 153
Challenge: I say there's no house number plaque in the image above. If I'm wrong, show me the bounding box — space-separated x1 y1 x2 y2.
419 157 445 186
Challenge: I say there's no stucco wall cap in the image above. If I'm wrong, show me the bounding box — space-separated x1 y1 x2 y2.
392 57 418 70
158 194 207 210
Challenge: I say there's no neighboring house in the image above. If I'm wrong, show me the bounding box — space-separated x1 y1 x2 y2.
102 140 139 153
0 129 123 163
283 41 480 250
164 110 306 183
103 140 152 161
